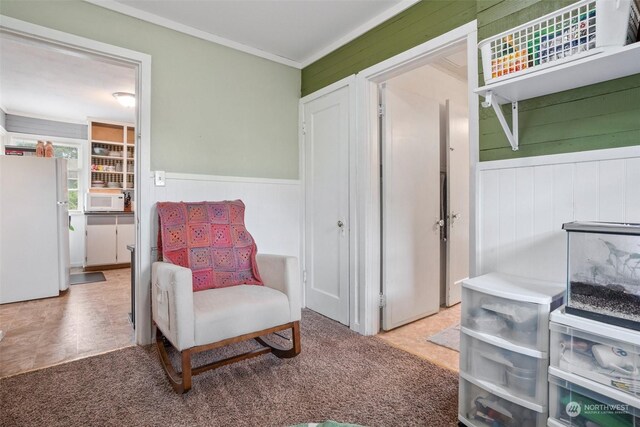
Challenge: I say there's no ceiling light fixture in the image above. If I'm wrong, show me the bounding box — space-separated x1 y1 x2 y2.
113 92 136 108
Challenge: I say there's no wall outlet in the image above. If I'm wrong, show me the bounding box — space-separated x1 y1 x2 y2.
154 170 166 187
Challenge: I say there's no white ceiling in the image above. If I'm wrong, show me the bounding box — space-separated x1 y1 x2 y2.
92 0 414 67
0 33 136 124
0 0 416 124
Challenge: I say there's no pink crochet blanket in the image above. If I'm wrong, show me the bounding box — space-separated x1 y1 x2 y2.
157 200 263 291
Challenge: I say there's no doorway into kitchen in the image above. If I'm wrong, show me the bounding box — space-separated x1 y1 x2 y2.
0 27 140 377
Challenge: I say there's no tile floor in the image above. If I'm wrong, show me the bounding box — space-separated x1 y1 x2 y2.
0 268 134 378
377 303 461 372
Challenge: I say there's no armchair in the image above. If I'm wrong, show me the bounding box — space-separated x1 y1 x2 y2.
152 253 301 393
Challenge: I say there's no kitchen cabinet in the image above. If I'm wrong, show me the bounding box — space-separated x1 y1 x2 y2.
85 214 134 267
116 216 134 265
89 120 135 195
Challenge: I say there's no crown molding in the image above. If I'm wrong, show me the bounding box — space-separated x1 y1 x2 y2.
300 0 420 67
85 0 420 71
84 0 303 68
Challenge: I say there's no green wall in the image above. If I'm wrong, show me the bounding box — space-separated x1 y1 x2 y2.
1 1 301 179
477 0 640 161
302 0 640 161
301 0 476 97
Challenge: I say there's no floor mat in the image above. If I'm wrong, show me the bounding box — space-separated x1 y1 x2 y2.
69 272 106 285
427 323 460 352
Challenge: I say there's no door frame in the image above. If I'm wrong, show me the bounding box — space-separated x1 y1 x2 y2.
299 75 357 329
0 15 154 345
355 20 479 335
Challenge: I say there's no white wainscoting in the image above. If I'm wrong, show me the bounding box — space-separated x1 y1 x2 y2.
150 173 301 260
478 147 640 283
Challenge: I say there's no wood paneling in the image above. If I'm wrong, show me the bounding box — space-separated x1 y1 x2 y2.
478 152 640 282
301 1 476 97
303 0 640 160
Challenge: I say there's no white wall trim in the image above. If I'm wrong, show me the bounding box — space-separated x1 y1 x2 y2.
478 146 640 171
355 20 479 335
1 14 154 346
300 0 421 67
84 0 301 69
300 74 359 103
356 21 478 82
164 172 300 186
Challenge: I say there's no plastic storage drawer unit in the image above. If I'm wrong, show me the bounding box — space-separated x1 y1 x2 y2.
548 368 640 427
460 332 549 406
462 273 564 352
550 308 640 399
459 374 547 427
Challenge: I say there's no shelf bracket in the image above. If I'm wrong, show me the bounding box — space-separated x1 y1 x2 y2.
482 91 519 151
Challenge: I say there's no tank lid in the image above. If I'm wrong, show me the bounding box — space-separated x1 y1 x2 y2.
562 221 640 235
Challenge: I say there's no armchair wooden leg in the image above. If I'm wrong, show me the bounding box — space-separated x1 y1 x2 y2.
292 320 301 355
181 350 192 393
254 321 301 359
155 327 191 394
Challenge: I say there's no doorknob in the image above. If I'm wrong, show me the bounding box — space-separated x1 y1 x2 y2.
337 220 344 228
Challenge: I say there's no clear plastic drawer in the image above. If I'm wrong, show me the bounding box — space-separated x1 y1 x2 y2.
550 320 640 399
458 375 546 427
462 286 560 352
460 332 548 406
548 371 640 426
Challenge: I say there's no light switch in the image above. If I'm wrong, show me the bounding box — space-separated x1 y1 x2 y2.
154 170 166 187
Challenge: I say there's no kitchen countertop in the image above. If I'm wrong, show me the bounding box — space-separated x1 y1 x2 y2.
84 211 134 216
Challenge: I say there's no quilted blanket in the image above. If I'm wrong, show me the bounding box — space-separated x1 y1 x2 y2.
157 200 263 291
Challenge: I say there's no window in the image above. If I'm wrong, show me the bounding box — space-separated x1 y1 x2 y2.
8 135 85 211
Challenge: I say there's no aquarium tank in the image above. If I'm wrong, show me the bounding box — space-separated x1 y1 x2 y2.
563 222 640 331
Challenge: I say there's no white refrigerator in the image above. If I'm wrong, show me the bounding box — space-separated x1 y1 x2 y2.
0 156 70 304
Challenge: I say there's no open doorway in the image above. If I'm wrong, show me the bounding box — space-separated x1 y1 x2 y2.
380 42 470 330
346 21 478 370
376 42 470 370
0 29 140 377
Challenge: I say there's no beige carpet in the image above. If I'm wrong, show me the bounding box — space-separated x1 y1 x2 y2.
0 310 459 427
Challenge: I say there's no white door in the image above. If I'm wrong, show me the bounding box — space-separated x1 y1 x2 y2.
445 100 469 306
303 85 350 325
55 159 70 291
86 216 117 266
381 85 441 331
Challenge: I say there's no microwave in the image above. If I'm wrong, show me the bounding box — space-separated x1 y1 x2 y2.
85 193 124 212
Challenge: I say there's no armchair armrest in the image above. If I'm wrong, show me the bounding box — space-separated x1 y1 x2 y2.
152 262 195 351
256 254 301 322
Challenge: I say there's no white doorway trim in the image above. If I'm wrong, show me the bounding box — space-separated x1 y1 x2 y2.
299 74 358 330
0 15 154 345
355 20 479 335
